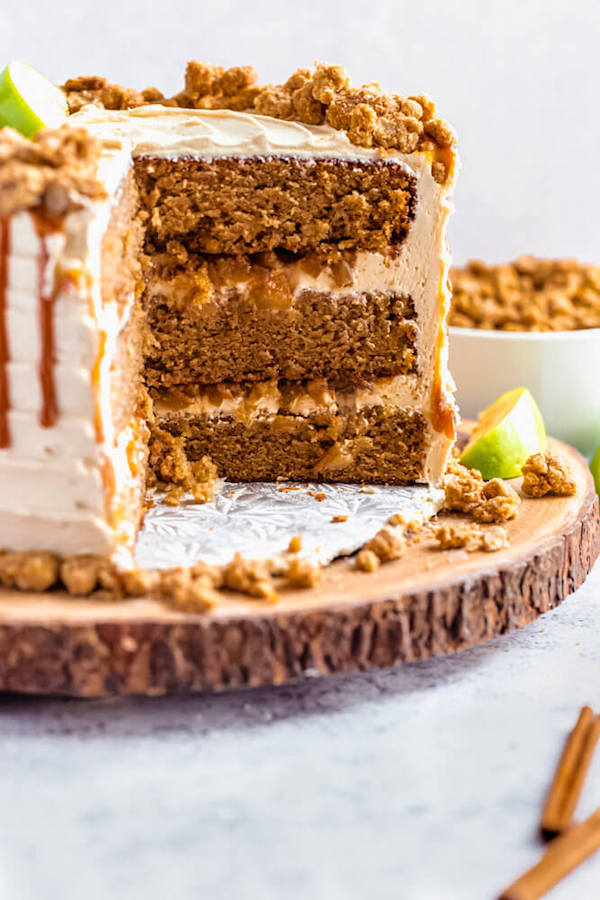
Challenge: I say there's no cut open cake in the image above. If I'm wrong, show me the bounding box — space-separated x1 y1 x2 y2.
0 61 458 579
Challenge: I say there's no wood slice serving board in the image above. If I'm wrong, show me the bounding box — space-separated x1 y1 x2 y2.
0 432 598 697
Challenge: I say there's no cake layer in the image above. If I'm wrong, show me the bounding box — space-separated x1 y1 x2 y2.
145 250 417 385
136 156 416 255
152 375 447 484
155 405 428 485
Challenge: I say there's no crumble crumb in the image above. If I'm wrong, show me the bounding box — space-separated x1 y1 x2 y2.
0 126 107 217
473 479 521 523
121 568 159 596
288 535 302 553
434 522 508 552
450 257 600 332
443 459 484 513
479 526 510 552
285 557 321 588
59 554 103 596
355 549 381 572
434 522 474 549
362 526 406 563
222 553 278 602
521 451 577 497
0 551 59 591
157 566 219 612
443 461 520 523
331 515 348 523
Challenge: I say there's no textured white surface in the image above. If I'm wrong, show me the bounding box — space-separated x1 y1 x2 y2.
0 566 598 900
136 481 443 568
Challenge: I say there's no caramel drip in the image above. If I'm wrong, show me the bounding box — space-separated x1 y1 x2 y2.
91 331 106 442
33 214 59 428
0 217 10 447
430 265 456 441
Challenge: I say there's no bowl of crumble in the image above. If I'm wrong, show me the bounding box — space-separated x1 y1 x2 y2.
448 257 600 455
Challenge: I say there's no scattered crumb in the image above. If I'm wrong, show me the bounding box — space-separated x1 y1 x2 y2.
521 451 577 497
434 522 508 553
478 526 510 552
307 491 326 502
434 522 475 550
157 567 219 612
285 557 321 588
443 459 484 513
473 479 520 523
288 535 302 553
331 515 348 523
0 551 59 591
387 512 422 529
443 460 520 523
222 553 278 603
363 527 406 562
59 554 103 596
355 549 380 572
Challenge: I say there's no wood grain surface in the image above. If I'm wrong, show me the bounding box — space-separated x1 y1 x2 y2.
0 432 598 697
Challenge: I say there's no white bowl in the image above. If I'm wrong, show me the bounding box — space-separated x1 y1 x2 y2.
448 326 600 456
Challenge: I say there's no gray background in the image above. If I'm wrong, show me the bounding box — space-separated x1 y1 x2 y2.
1 2 600 898
2 0 599 263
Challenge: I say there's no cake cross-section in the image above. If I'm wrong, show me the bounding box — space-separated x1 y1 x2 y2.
0 61 458 570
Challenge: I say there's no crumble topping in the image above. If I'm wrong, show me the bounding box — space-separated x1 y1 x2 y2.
0 126 107 217
450 257 600 332
355 526 406 571
521 451 577 497
442 460 520 523
355 549 381 572
434 522 509 553
222 553 278 602
287 535 302 553
62 60 456 184
285 557 321 588
157 565 219 613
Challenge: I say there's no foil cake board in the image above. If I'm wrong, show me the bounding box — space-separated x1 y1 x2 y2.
135 481 444 570
0 431 597 697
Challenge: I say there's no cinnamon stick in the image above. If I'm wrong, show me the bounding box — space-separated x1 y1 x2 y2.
499 808 600 900
540 705 600 838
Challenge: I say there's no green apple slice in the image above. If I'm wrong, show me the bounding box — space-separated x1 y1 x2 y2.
0 60 67 138
460 387 547 480
590 447 600 497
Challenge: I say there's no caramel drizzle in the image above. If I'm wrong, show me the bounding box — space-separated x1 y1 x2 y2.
33 215 59 429
0 216 10 448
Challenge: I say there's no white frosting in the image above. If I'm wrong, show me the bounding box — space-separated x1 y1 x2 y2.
69 105 391 163
0 142 139 559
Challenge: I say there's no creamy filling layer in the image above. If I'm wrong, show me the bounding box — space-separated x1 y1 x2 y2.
153 375 423 421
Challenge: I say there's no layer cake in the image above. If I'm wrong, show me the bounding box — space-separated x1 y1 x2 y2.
0 61 458 572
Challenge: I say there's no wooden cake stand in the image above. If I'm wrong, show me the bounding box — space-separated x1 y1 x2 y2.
0 431 598 697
